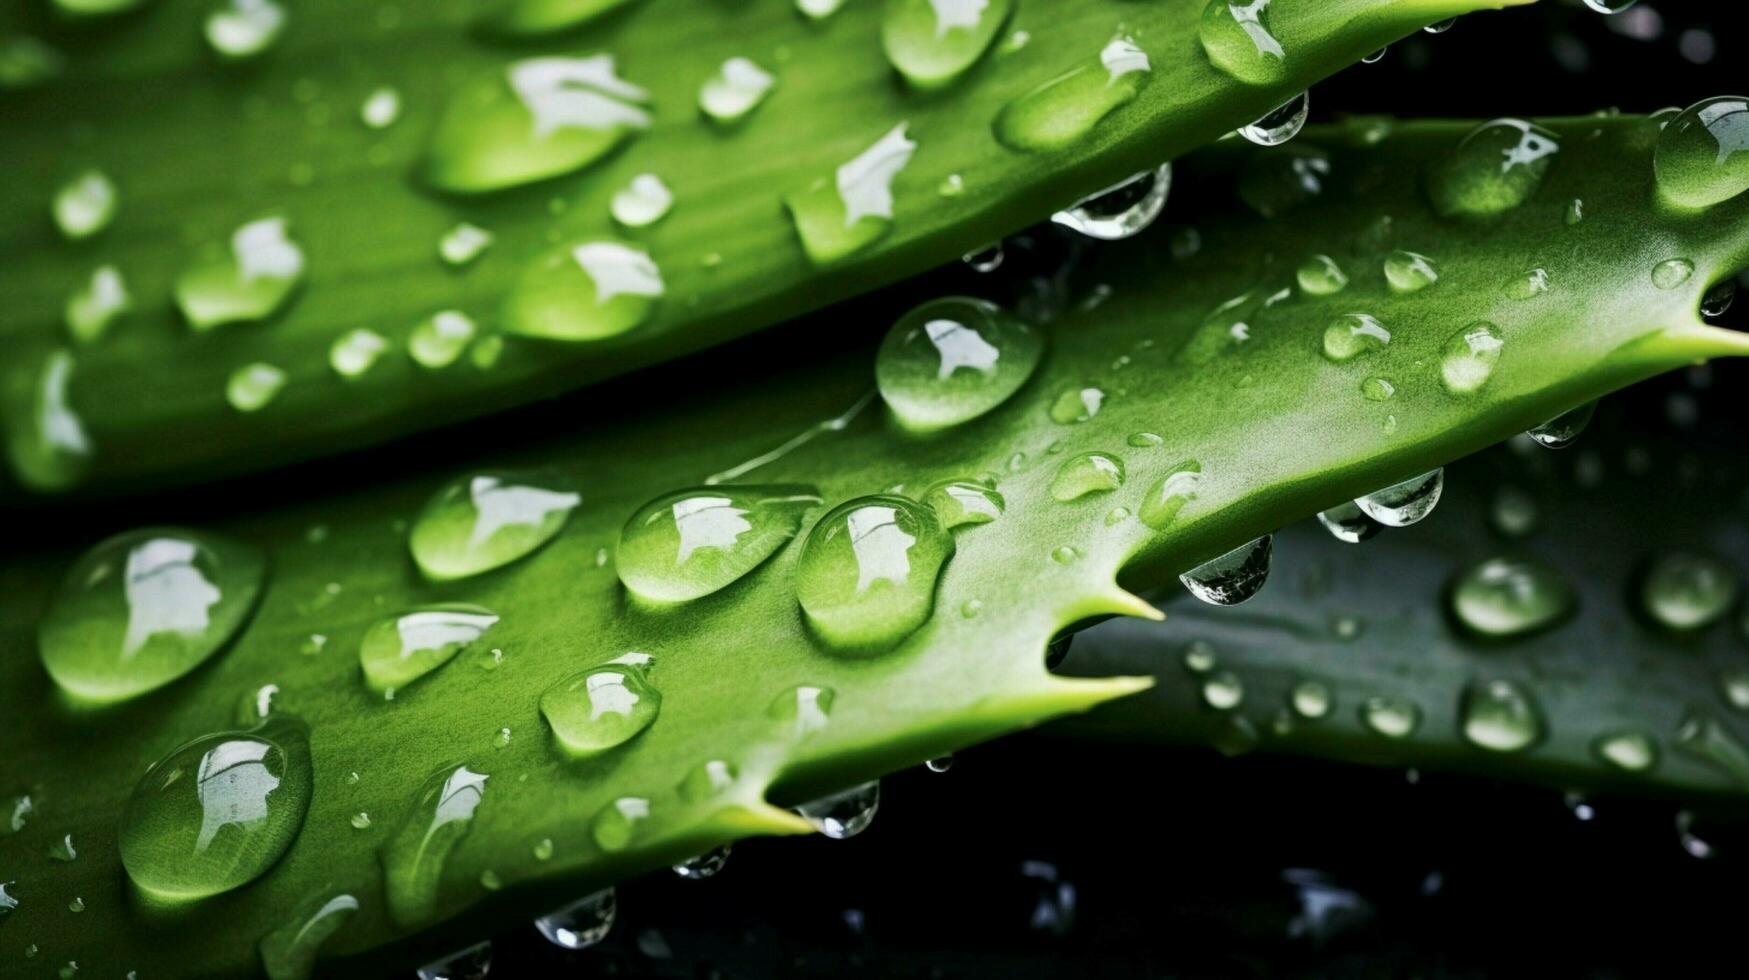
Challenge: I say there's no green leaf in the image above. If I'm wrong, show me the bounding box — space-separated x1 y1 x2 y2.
3 113 1746 976
0 0 1531 495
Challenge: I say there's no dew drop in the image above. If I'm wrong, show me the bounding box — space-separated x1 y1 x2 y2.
1641 552 1739 631
1565 197 1585 225
52 170 116 241
439 223 493 268
1459 679 1545 752
590 796 651 852
1139 460 1203 530
1236 144 1330 217
120 718 312 901
415 941 491 980
881 0 1013 91
610 173 673 228
699 57 776 124
1423 17 1456 33
1321 313 1391 362
923 479 1004 529
1180 535 1272 606
1674 708 1749 785
797 496 952 654
1427 118 1560 218
360 87 401 130
540 660 661 757
1594 731 1658 772
1316 501 1382 544
1702 280 1737 318
1048 383 1105 424
1354 468 1443 527
1050 452 1125 501
1239 91 1308 147
1050 164 1171 240
679 759 738 802
785 123 917 264
1503 267 1551 300
328 328 389 379
1291 680 1332 719
992 36 1150 152
1050 545 1081 565
1359 696 1420 738
1651 258 1695 290
1653 97 1749 209
1525 400 1596 449
226 362 287 413
1199 0 1286 85
65 265 131 345
258 890 359 980
795 780 879 839
1383 250 1440 293
1450 557 1573 637
535 889 615 949
1439 322 1504 395
1201 670 1244 710
409 472 579 580
875 297 1044 430
769 685 835 737
617 485 819 601
381 765 489 928
175 217 305 330
409 311 476 369
1296 254 1348 296
205 0 285 59
358 605 498 694
1127 431 1163 448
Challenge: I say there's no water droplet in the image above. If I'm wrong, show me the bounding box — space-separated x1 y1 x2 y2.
408 472 578 581
769 684 835 737
881 0 1013 90
615 485 818 601
1139 460 1203 530
258 891 359 980
1565 197 1585 224
673 845 732 880
1642 552 1739 630
380 765 489 928
535 889 615 949
1427 118 1560 218
1316 501 1382 544
1594 731 1657 772
1675 708 1749 785
1180 535 1272 606
1050 164 1171 240
797 496 953 654
1127 432 1163 449
1354 468 1443 527
503 239 663 341
1199 0 1285 85
1050 452 1125 501
925 754 955 773
415 941 491 980
1490 485 1539 538
785 123 917 264
205 0 285 59
226 362 287 414
1526 400 1596 449
923 480 1004 529
1291 680 1331 719
875 297 1044 430
53 170 116 241
425 56 651 193
359 86 401 130
590 796 651 852
1239 90 1308 146
961 242 1004 272
795 780 879 839
1459 679 1544 752
175 217 305 330
349 811 371 830
439 223 493 268
328 328 389 379
39 528 266 704
1702 279 1737 318
610 173 673 228
679 759 737 802
358 605 499 694
1502 267 1552 301
65 265 131 344
1651 257 1695 289
1654 97 1749 208
992 36 1150 152
1359 696 1420 738
1296 254 1348 296
540 660 661 757
408 310 477 369
1583 0 1637 11
1423 17 1456 33
1201 670 1244 710
1048 383 1105 424
1450 557 1573 637
46 833 77 861
1383 250 1440 293
1236 145 1330 217
1050 545 1081 565
119 718 312 901
1439 322 1503 395
1321 313 1392 362
1362 47 1387 64
699 57 775 124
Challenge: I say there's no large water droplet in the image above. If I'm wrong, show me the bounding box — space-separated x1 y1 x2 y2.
52 170 116 241
699 57 776 124
258 890 359 980
1139 460 1203 530
922 479 1005 529
1239 91 1308 146
795 780 879 839
535 889 616 949
503 240 663 341
409 472 579 581
358 606 499 695
1439 322 1503 395
175 217 305 330
540 660 661 757
1359 696 1420 738
1654 97 1749 209
39 528 266 704
992 36 1150 152
1296 254 1348 296
1354 469 1443 527
1050 164 1171 240
1321 313 1391 362
1641 552 1739 630
1459 679 1544 752
1450 557 1573 637
381 764 489 928
1382 250 1440 293
204 0 285 59
1594 731 1658 772
119 719 312 901
881 0 1013 90
617 485 818 601
1180 535 1272 606
875 297 1044 430
796 496 954 653
785 123 917 264
1199 0 1286 85
1427 118 1561 218
1316 501 1382 544
425 55 651 193
1050 452 1125 501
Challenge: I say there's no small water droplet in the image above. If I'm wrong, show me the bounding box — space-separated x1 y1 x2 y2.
881 0 1013 90
381 764 489 927
1450 557 1573 637
205 0 285 59
962 242 1004 271
923 479 1005 530
1199 0 1286 85
1526 400 1596 449
1236 144 1330 217
610 173 673 228
1201 670 1244 710
1139 460 1203 530
785 123 917 263
1565 197 1585 224
1490 485 1539 538
1359 696 1420 738
769 684 835 737
408 310 477 369
328 328 389 379
258 890 360 980
1674 708 1749 786
502 239 664 341
1651 257 1695 290
53 170 116 241
415 940 492 980
1239 90 1308 146
1503 267 1552 300
535 889 616 949
1424 17 1457 33
1361 47 1387 64
672 845 733 880
795 780 879 839
678 759 737 802
1354 468 1443 527
358 605 498 694
1291 680 1332 719
1296 254 1348 296
925 754 955 773
1459 679 1545 752
616 485 819 601
1050 452 1125 501
409 471 580 580
1427 118 1560 218
591 796 651 852
1383 250 1439 293
1316 501 1382 544
1654 97 1749 208
225 362 287 414
1127 431 1164 448
1439 322 1504 395
876 297 1044 430
439 223 493 268
993 36 1150 152
1701 279 1737 318
1048 383 1105 424
176 217 305 330
1642 552 1739 631
1180 535 1272 606
1594 731 1658 772
1050 164 1171 240
65 264 132 345
1050 545 1081 565
699 57 776 124
540 660 662 757
1321 313 1391 362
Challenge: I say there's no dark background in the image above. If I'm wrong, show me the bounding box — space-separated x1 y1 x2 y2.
326 3 1749 976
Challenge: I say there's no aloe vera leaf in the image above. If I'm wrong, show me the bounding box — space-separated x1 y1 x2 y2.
1057 387 1749 798
0 0 1532 495
3 114 1748 976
